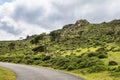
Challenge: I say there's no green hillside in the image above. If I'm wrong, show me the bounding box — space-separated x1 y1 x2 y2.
0 19 120 80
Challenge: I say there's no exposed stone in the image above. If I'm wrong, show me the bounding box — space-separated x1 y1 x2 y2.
75 19 89 26
109 61 118 66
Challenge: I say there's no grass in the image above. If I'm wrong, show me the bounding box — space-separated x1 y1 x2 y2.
0 67 16 80
62 47 99 56
109 52 120 64
82 71 113 80
70 69 120 80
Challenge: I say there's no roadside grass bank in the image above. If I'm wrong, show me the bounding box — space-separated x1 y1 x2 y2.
0 67 16 80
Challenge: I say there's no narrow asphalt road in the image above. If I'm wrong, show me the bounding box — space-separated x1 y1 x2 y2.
0 62 84 80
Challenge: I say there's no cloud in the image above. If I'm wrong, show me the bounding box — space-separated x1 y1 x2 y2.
0 0 13 5
0 0 120 40
0 30 16 40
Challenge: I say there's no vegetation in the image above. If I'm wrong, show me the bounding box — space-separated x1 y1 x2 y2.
0 19 120 80
0 67 16 80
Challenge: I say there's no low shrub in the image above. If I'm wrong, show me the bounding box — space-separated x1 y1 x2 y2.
87 52 97 57
88 65 107 73
78 56 104 68
115 66 120 72
32 46 45 52
67 65 75 71
98 53 108 59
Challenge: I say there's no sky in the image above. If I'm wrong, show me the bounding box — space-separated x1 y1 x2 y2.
0 0 120 40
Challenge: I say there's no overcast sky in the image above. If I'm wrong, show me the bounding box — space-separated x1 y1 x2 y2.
0 0 120 40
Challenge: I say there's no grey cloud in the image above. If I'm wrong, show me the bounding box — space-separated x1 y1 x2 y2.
38 12 76 30
12 5 45 24
11 4 63 30
0 0 120 40
11 3 74 30
11 0 119 30
51 0 119 23
0 22 21 35
31 2 77 30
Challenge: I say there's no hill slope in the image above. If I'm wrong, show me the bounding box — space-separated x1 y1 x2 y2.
0 19 120 80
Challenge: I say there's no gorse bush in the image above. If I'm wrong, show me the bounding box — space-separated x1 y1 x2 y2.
32 46 45 52
8 43 15 50
98 53 108 59
88 65 107 73
115 66 120 72
78 56 104 68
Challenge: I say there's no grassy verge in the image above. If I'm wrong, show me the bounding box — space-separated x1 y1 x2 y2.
0 67 16 80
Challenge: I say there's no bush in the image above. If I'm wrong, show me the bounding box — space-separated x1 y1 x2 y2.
115 66 120 72
78 56 104 68
50 56 70 69
33 60 42 65
88 52 97 57
67 65 75 71
98 53 108 59
84 51 107 59
96 47 106 52
30 34 45 44
41 55 51 61
32 46 45 52
88 65 107 73
8 43 15 50
108 67 117 71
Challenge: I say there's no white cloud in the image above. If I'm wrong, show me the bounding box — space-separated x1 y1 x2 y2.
0 0 120 40
0 30 16 40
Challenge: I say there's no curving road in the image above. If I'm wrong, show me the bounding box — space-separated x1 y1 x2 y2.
0 62 84 80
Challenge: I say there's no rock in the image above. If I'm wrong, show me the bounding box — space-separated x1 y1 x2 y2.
109 61 118 66
75 19 89 26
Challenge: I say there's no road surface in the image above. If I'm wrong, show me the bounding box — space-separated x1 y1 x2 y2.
0 62 84 80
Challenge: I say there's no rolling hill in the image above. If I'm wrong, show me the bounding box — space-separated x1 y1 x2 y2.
0 19 120 80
